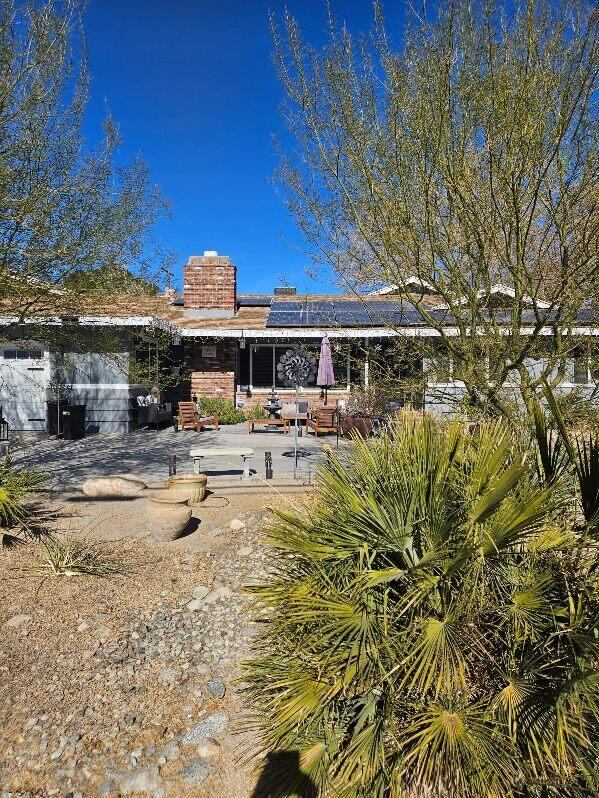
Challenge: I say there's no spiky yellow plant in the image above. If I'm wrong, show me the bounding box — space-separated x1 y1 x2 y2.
243 417 599 798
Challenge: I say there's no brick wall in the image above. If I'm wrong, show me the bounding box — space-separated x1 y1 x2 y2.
183 253 236 315
186 340 236 402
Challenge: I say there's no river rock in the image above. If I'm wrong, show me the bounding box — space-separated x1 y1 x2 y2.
3 614 31 628
205 676 225 699
181 712 229 743
119 765 163 797
180 758 215 787
196 737 220 758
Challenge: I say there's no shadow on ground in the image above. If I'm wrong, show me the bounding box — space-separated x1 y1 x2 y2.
251 751 318 798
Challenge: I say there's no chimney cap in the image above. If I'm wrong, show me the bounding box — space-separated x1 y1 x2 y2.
203 250 218 257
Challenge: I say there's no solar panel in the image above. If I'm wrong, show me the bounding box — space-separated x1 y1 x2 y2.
379 311 404 324
270 301 303 312
335 311 375 326
265 297 464 327
305 313 335 326
366 300 401 313
237 296 272 307
266 311 303 327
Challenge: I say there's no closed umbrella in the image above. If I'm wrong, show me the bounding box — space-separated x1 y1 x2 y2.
317 335 335 404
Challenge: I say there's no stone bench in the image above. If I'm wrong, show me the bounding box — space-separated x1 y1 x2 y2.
190 447 254 481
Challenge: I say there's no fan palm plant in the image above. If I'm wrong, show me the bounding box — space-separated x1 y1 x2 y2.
0 455 46 529
243 416 599 798
531 384 599 533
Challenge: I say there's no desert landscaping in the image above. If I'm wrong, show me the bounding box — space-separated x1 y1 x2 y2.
1 484 307 798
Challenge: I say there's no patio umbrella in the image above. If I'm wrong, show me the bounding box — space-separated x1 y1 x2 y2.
317 335 335 404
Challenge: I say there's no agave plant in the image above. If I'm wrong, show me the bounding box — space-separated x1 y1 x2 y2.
243 417 599 798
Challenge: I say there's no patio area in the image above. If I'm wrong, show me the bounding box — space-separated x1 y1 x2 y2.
10 423 340 492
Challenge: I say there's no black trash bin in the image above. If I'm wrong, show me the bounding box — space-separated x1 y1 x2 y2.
62 405 86 440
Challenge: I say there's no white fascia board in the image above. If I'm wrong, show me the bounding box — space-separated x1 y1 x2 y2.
1 316 595 339
0 315 176 333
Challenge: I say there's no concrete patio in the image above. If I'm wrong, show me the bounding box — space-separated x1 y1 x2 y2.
10 423 343 492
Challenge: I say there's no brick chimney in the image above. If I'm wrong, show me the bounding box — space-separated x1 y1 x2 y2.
183 251 237 318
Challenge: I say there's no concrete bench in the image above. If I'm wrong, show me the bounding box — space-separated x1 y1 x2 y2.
190 447 254 481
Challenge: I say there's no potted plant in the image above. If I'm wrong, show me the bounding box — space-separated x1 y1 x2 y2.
342 388 379 437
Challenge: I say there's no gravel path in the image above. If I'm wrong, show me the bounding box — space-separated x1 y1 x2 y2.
0 493 297 797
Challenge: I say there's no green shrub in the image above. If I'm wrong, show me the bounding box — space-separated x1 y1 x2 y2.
198 397 245 424
243 403 268 420
244 416 599 797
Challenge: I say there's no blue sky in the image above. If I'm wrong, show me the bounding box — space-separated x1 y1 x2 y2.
82 1 400 294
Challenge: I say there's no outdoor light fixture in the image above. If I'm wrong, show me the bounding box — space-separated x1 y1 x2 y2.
0 407 9 452
265 451 273 479
169 454 177 476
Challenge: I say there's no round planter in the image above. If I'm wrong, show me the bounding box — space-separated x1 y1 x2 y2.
146 491 192 542
166 473 207 505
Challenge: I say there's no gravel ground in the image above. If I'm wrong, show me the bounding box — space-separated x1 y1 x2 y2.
0 488 308 797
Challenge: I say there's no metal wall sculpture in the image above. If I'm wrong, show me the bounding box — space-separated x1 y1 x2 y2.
276 348 317 388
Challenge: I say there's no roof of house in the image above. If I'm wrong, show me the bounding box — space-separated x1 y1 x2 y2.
1 288 596 338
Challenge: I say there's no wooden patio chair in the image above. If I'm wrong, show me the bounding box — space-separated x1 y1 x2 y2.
306 405 338 436
177 401 219 432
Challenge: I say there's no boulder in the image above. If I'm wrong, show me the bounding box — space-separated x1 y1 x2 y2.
82 475 146 498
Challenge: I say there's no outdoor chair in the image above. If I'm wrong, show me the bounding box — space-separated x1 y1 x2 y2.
306 405 338 436
281 400 310 425
177 401 219 432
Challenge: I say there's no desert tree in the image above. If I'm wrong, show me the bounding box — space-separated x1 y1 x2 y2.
0 0 177 412
273 0 598 417
0 0 170 322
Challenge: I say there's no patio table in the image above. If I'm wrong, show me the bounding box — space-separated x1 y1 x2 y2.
246 418 290 434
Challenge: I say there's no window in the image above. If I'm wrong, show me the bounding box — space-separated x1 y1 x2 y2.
572 356 590 384
428 353 452 384
252 346 275 389
3 349 43 360
247 344 353 390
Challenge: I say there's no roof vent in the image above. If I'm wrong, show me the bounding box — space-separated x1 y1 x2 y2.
274 286 297 296
203 250 218 257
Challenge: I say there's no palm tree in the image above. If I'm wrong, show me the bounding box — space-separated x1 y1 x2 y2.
243 416 599 797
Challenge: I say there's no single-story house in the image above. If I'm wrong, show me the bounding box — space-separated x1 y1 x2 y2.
0 251 597 433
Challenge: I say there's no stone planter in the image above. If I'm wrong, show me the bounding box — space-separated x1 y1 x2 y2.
166 473 207 505
146 491 192 542
342 415 374 438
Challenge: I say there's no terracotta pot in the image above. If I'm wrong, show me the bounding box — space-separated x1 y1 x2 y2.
166 473 207 505
146 491 192 542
